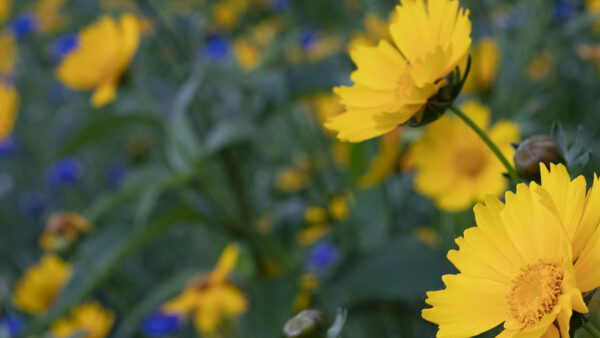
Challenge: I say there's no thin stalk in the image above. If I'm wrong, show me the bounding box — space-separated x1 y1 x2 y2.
584 323 600 338
449 105 522 185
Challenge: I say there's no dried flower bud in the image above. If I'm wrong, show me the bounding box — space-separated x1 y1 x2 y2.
514 135 565 182
39 211 92 251
283 309 327 338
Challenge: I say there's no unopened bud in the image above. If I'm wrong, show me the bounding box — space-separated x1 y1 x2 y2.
514 135 565 182
283 309 327 338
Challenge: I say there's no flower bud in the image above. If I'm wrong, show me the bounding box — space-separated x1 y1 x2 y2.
514 135 565 182
39 211 92 251
283 309 327 338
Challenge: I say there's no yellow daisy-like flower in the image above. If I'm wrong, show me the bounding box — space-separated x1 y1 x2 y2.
163 244 248 334
326 0 471 142
423 163 600 337
12 255 72 314
407 101 519 211
51 301 115 338
0 84 18 139
57 14 141 108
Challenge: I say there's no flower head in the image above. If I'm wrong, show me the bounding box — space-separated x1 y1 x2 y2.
407 101 519 211
51 301 115 338
51 34 79 61
0 31 16 76
12 255 72 314
0 84 18 139
57 14 141 107
46 157 82 187
326 0 471 142
204 35 231 62
163 244 248 334
142 312 183 336
0 0 10 23
0 314 24 336
422 163 600 337
10 13 39 38
39 211 92 251
462 37 501 92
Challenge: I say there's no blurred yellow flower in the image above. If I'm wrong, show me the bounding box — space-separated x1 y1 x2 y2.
0 0 10 23
306 35 343 62
163 244 247 334
359 128 402 188
413 226 438 248
0 84 18 139
13 255 72 314
298 224 330 246
423 163 600 337
234 39 260 72
213 0 249 30
326 0 472 142
407 101 519 211
40 211 92 251
276 167 309 192
528 51 553 81
587 0 600 32
328 196 349 221
304 206 327 225
0 32 16 76
462 37 501 92
34 0 68 33
293 274 319 312
57 14 141 108
51 301 115 338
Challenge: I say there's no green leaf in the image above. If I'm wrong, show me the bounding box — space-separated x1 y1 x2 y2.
203 121 256 155
58 113 164 157
324 237 452 304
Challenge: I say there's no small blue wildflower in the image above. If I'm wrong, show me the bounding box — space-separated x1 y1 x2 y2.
107 164 126 189
204 35 231 62
1 314 25 337
272 0 289 11
300 31 319 51
10 13 39 38
46 157 82 187
307 242 339 274
142 311 183 336
51 34 79 61
0 135 18 157
19 191 48 218
554 0 578 21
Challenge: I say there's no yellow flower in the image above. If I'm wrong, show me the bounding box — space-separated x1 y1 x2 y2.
39 211 92 251
51 301 115 338
297 224 330 246
13 255 72 314
311 94 344 129
276 167 309 192
423 163 600 337
34 0 68 33
528 51 553 81
0 32 16 76
0 84 18 139
407 101 519 211
359 128 402 188
57 14 141 108
213 0 249 30
0 0 10 23
304 206 327 225
163 244 247 334
587 0 600 32
328 196 349 221
462 37 501 92
326 0 471 142
234 39 260 72
293 274 320 312
413 226 438 248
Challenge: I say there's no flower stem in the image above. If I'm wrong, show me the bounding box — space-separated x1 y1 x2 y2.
584 323 600 338
449 105 522 185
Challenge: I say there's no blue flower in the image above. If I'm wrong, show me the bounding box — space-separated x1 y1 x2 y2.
204 35 231 62
307 242 339 274
1 314 24 337
554 0 579 21
51 34 79 61
142 311 183 336
300 31 319 51
107 164 126 189
19 191 48 217
0 135 18 157
46 157 82 187
10 13 39 38
272 0 289 11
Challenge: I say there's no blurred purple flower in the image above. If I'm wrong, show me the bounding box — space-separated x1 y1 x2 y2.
204 35 231 62
46 157 82 187
272 0 289 11
107 164 126 189
300 31 319 51
0 135 18 157
1 314 24 337
142 311 183 336
307 242 339 274
10 13 39 38
51 34 79 61
554 0 579 21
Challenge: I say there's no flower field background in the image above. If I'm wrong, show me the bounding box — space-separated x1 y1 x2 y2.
3 0 600 337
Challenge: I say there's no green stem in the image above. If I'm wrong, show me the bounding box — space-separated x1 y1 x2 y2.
584 323 600 338
449 105 522 185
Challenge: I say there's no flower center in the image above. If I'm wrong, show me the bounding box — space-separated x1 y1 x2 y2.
507 261 564 328
454 147 488 178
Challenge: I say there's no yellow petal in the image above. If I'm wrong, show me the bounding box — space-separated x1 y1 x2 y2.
210 243 240 285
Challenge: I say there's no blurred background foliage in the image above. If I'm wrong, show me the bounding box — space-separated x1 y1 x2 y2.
2 0 600 337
